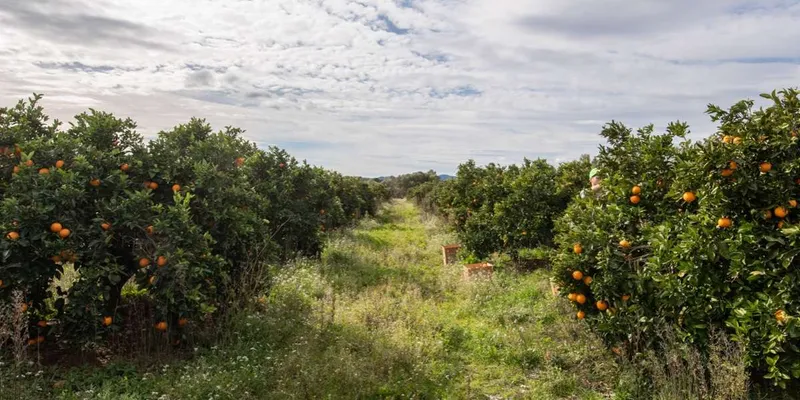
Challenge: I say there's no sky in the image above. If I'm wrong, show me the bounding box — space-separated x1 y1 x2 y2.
0 0 798 177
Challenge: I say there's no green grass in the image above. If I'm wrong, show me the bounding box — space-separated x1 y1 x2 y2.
0 200 617 399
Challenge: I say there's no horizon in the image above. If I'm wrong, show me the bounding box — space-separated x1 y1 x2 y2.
1 0 798 176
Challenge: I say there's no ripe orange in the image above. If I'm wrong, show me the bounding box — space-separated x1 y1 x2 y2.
55 160 64 169
178 318 188 327
27 338 37 346
156 256 167 267
576 294 587 304
567 293 577 301
6 231 19 240
148 182 159 190
139 258 150 268
146 225 154 235
760 162 772 173
774 206 788 219
729 161 738 170
102 316 113 326
622 295 631 302
583 276 593 285
143 181 152 188
51 255 62 263
775 310 787 324
235 157 245 167
596 301 608 311
682 192 696 203
50 222 63 233
38 168 49 175
717 217 732 229
630 195 640 204
90 178 101 187
572 270 584 280
120 163 130 172
155 321 168 331
764 210 773 220
778 221 785 229
631 186 641 195
37 320 47 328
573 243 582 254
19 303 28 312
722 135 732 143
279 162 285 168
619 239 631 249
101 222 111 231
25 159 33 167
0 279 4 287
790 200 798 208
320 209 326 215
721 169 734 177
576 311 586 320
733 137 742 145
12 166 19 174
171 184 181 192
58 228 71 239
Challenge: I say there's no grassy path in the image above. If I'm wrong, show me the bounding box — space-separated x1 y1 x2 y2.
7 200 617 399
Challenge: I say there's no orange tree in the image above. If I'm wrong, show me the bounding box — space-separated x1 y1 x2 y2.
0 95 382 347
553 88 800 387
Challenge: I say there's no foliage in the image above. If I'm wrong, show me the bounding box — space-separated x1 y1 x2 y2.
0 94 384 347
380 170 440 198
553 88 800 387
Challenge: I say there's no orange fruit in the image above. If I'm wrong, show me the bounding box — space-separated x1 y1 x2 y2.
37 320 47 328
760 162 772 173
622 295 631 302
572 270 584 281
235 157 245 167
146 225 154 235
774 206 788 219
148 182 159 190
789 200 797 208
90 178 101 187
19 303 28 313
630 195 640 204
682 192 696 203
38 168 49 175
178 318 188 327
6 231 19 240
576 311 586 320
27 338 37 346
51 255 62 263
279 162 285 168
775 310 787 323
120 163 129 172
573 243 582 254
631 186 641 195
148 276 156 285
155 321 168 331
139 258 150 268
721 169 733 177
101 222 111 231
25 159 33 167
596 301 608 311
619 240 631 249
722 135 732 143
717 217 732 229
50 222 63 233
733 137 742 145
583 276 593 285
764 210 773 220
576 294 587 305
0 279 4 287
172 184 181 192
778 221 785 229
729 161 738 170
55 160 64 169
567 293 577 301
102 316 113 326
156 256 167 267
320 209 326 215
12 166 20 174
58 228 71 239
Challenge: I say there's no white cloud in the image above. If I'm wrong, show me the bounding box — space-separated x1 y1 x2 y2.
0 0 798 176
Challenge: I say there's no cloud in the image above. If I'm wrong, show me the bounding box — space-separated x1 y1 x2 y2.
0 0 799 176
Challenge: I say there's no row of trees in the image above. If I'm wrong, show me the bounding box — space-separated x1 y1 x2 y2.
0 95 387 346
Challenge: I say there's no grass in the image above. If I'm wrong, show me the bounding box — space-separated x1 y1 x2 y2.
1 200 620 399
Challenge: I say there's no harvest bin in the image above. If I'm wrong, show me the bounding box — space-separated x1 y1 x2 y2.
441 244 461 266
463 262 493 280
